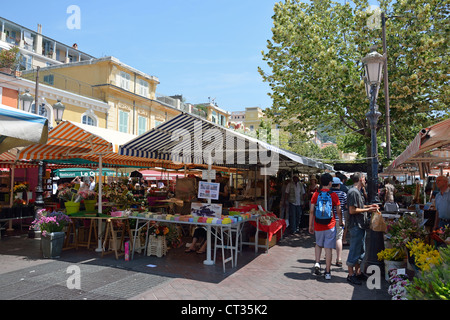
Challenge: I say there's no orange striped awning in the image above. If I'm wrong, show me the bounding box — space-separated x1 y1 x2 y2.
17 121 114 160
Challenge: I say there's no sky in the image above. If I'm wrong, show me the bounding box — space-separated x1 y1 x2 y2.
2 0 281 112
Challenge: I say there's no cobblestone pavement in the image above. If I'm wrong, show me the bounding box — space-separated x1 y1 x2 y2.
0 230 390 301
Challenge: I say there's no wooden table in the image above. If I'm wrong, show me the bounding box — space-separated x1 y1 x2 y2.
65 212 133 259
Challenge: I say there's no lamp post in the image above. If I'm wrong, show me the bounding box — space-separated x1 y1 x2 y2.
19 89 34 113
362 47 385 270
362 47 384 204
53 99 65 125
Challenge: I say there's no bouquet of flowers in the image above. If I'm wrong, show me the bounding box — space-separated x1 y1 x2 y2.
148 223 169 237
13 198 25 207
377 247 406 261
30 209 71 237
406 238 442 271
57 183 78 202
13 182 29 193
386 214 427 247
388 269 410 300
78 189 97 200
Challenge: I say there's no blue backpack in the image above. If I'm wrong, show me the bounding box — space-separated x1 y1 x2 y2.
314 191 333 224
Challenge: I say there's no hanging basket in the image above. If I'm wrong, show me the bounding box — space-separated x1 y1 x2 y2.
147 235 167 257
65 201 80 215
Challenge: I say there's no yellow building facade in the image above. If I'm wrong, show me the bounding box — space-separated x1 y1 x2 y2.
22 56 182 135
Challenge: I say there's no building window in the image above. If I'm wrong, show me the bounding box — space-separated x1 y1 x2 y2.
119 110 129 133
81 109 98 127
82 115 96 126
212 111 217 124
154 120 163 128
117 71 131 91
43 74 54 85
138 115 147 135
138 79 149 97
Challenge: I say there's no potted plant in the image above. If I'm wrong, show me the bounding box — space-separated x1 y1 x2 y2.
13 182 29 199
57 184 80 215
30 209 71 258
78 189 97 212
0 46 20 75
377 247 407 281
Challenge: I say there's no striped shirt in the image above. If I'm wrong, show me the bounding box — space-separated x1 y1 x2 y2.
332 188 347 222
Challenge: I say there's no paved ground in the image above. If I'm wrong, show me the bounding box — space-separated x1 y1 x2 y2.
0 228 390 301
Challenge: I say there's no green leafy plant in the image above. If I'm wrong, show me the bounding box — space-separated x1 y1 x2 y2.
0 46 20 70
406 246 450 300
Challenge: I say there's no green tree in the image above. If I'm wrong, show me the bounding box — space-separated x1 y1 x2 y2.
259 0 449 160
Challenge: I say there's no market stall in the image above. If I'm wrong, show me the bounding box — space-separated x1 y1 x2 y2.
378 118 449 299
15 121 182 255
119 112 330 263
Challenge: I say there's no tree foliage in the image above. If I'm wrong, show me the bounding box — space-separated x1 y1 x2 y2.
259 0 449 159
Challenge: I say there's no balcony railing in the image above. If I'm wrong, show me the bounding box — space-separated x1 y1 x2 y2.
21 69 106 102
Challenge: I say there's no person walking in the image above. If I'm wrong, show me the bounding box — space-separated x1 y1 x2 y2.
433 175 450 229
309 173 342 280
285 175 306 233
331 177 347 267
346 173 379 285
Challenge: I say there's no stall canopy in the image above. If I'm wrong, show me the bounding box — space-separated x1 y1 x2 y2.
16 121 184 169
385 118 450 178
0 104 48 154
119 113 332 173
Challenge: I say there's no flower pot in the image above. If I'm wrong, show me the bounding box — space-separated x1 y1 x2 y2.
64 201 80 215
84 200 97 212
41 231 65 259
384 260 406 281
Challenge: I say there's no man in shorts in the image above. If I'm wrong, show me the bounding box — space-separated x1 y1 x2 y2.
309 173 343 280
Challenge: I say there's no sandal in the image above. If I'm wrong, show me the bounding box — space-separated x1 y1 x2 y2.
336 260 343 267
196 250 206 254
185 248 196 253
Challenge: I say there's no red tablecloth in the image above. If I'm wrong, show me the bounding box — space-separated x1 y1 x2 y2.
249 213 286 241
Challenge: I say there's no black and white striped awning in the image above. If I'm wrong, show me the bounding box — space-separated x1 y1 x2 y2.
119 113 332 173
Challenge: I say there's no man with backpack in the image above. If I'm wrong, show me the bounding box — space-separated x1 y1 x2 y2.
309 173 343 280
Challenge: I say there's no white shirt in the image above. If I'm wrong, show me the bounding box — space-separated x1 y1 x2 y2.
89 181 95 191
285 181 305 206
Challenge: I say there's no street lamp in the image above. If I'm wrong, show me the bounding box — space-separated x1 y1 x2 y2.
53 99 65 124
362 47 385 204
19 89 34 113
362 47 385 271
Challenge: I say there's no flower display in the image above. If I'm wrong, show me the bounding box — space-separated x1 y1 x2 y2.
30 209 71 237
78 189 97 200
377 247 406 261
386 214 427 247
57 183 78 202
148 223 169 237
13 198 25 207
406 238 442 271
388 269 410 300
13 182 29 193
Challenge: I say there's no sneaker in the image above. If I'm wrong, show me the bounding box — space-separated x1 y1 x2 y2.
347 274 362 285
356 273 368 281
324 272 331 280
314 263 321 275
